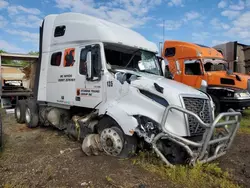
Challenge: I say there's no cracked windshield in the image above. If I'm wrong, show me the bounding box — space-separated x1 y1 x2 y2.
204 59 228 71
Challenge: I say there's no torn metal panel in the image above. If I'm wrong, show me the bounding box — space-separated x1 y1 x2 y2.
82 134 103 156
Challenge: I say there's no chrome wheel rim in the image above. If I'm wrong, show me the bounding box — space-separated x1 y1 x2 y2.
25 108 31 123
100 128 123 156
16 107 21 120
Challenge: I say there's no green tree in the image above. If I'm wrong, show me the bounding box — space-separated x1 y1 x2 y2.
0 49 35 67
0 49 12 65
28 51 39 55
0 49 7 53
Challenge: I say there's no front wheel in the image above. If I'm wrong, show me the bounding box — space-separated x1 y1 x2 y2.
98 117 137 158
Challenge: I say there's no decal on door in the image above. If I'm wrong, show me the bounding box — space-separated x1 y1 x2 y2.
64 48 75 67
76 88 100 97
58 74 75 82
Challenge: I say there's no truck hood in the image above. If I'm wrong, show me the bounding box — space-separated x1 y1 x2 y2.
118 70 208 105
207 71 250 90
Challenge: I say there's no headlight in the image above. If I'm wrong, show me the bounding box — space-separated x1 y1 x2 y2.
234 91 250 99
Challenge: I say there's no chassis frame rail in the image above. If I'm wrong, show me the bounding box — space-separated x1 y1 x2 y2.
152 105 241 167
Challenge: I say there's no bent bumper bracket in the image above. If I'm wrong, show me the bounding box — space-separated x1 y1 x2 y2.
152 105 241 166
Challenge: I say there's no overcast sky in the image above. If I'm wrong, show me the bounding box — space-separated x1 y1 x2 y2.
0 0 250 53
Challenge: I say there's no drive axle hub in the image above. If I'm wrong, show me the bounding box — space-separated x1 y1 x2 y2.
100 127 123 156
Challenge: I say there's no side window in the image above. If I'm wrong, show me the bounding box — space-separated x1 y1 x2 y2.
165 47 176 57
184 60 202 75
79 44 102 79
217 49 223 56
91 45 102 78
51 52 62 66
79 48 88 75
54 26 66 37
64 48 75 67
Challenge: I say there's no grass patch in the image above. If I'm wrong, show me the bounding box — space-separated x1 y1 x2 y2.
132 151 240 188
239 109 250 134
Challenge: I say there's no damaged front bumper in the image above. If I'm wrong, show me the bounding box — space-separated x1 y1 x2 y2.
151 105 241 167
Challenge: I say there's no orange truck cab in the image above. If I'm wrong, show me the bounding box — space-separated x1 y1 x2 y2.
162 40 250 113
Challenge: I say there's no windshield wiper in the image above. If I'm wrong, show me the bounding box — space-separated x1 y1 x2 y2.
141 70 157 75
124 49 140 68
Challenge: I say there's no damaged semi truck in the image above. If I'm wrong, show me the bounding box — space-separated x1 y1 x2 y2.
14 13 241 166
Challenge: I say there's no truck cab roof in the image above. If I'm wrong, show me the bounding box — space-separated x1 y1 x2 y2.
163 40 224 60
42 12 158 53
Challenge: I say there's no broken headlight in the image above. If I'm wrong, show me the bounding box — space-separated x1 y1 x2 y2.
134 115 161 141
134 115 161 143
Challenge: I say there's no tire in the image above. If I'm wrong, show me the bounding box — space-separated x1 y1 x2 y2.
15 100 26 124
25 100 39 128
98 116 137 158
210 95 221 114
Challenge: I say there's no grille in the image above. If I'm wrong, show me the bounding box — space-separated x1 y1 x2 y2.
183 97 212 136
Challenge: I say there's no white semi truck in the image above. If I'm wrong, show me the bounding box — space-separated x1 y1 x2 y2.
14 13 241 166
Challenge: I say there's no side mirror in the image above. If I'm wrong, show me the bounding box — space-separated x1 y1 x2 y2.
161 60 165 76
86 51 92 79
175 60 181 75
165 65 173 79
115 72 125 84
200 80 208 93
235 56 239 63
226 69 233 75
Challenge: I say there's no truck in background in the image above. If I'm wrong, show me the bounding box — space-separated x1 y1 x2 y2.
0 53 38 108
213 41 250 74
14 13 241 166
162 40 250 113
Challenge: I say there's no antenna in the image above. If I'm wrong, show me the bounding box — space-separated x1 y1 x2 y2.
159 42 163 55
159 19 165 55
162 19 165 43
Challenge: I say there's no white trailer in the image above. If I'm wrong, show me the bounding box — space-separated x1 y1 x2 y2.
15 12 241 166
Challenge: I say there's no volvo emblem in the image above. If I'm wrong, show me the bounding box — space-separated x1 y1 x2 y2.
199 100 206 119
199 111 205 119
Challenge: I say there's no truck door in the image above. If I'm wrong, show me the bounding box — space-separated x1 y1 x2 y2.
182 59 204 89
75 44 103 108
47 49 77 104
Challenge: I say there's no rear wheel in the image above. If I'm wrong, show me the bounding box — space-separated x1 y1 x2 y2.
98 116 137 158
25 100 39 128
15 100 26 124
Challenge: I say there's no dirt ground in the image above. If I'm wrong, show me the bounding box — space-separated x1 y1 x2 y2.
0 113 250 188
0 113 173 188
217 133 250 187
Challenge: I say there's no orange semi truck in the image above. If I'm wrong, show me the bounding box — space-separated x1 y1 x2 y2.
162 40 250 113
